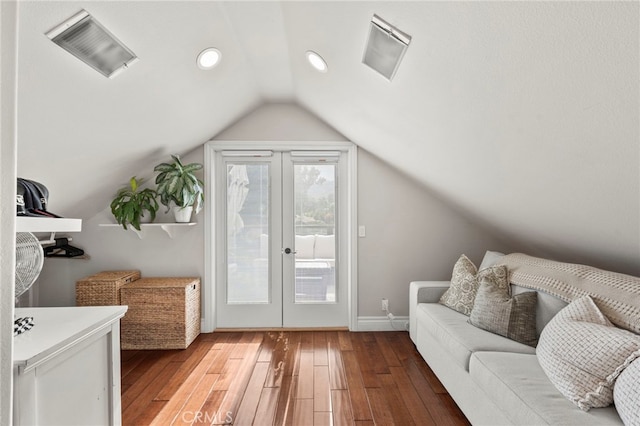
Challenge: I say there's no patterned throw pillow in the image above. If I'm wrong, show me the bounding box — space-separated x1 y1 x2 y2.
439 254 509 316
537 296 640 411
614 357 640 425
469 278 538 346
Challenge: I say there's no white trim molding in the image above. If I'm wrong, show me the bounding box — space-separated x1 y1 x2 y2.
356 316 410 332
203 140 358 332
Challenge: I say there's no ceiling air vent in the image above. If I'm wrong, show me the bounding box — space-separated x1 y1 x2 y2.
362 15 411 81
46 10 138 78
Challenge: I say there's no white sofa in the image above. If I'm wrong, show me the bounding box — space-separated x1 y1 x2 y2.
409 252 627 425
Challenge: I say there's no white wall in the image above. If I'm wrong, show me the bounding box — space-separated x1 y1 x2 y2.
0 1 18 423
36 148 205 308
36 103 513 328
357 149 511 317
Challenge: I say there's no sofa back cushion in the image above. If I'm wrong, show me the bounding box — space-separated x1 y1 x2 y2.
295 235 316 259
512 285 567 337
314 235 335 260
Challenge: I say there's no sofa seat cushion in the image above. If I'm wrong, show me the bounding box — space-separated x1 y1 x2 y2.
417 303 535 371
470 352 622 425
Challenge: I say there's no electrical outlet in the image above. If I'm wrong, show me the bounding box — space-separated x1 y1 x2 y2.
381 298 389 312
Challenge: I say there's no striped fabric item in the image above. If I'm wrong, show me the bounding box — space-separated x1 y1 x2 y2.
14 317 34 336
496 253 640 334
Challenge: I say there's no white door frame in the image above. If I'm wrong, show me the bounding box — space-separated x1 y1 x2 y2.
203 141 358 331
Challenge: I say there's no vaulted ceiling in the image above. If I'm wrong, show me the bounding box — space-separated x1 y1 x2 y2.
15 1 639 274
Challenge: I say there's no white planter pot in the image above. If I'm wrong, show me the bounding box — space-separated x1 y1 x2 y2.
172 206 193 223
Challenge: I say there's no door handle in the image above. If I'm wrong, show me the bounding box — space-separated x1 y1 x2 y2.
283 248 297 254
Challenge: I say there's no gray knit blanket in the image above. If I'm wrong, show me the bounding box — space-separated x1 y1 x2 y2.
496 253 640 334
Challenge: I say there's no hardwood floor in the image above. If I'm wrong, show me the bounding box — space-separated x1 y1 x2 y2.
121 331 470 426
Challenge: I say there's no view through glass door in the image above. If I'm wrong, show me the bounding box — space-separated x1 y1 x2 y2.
215 150 348 328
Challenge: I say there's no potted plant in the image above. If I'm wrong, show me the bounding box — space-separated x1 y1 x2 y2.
154 154 204 223
110 177 159 230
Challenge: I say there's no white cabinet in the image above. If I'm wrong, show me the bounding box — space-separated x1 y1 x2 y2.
13 306 127 426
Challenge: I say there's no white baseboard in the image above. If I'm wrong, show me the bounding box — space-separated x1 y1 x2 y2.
356 315 409 332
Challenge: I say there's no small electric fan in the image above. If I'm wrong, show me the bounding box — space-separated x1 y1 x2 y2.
15 232 44 300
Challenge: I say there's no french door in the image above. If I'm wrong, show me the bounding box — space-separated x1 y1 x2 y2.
215 150 349 328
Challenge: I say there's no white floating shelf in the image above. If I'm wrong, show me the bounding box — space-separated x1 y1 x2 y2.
16 217 82 233
99 222 196 239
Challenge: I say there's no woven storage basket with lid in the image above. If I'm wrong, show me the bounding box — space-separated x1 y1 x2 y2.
76 270 140 306
120 277 200 350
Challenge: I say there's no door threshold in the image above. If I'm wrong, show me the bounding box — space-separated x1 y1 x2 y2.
213 326 349 332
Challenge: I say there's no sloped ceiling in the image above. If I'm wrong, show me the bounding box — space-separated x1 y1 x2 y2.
16 1 639 274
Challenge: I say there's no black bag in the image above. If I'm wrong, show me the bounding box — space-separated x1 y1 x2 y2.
16 178 62 218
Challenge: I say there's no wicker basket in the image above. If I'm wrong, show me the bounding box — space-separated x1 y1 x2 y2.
76 270 140 306
120 277 201 350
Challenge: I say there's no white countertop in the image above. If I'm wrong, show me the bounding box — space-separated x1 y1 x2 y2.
14 306 127 371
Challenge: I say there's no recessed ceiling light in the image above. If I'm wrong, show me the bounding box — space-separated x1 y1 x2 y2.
197 48 221 70
305 50 328 73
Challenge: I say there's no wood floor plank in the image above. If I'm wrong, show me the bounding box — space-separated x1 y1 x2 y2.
213 358 243 391
122 351 165 385
207 339 237 375
327 333 348 390
350 333 380 388
233 362 270 425
190 390 227 425
229 332 258 359
173 373 220 426
331 389 354 426
341 351 373 421
257 331 278 363
122 360 182 424
122 353 175 409
313 331 328 366
292 399 314 426
123 331 469 426
121 350 151 378
155 342 212 401
375 333 401 367
296 350 314 399
213 337 264 424
404 358 467 425
273 375 295 426
313 365 331 412
365 388 394 425
337 331 353 351
264 332 294 388
150 348 221 425
128 400 166 425
389 365 436 426
378 373 415 426
282 333 302 377
407 356 448 394
253 387 280 426
314 411 332 426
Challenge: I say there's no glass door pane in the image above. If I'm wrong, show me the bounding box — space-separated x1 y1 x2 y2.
293 164 336 303
226 163 270 304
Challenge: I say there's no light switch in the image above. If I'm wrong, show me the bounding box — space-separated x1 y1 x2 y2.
358 226 366 237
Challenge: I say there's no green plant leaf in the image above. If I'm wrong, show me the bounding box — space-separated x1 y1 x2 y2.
154 162 173 172
183 163 203 173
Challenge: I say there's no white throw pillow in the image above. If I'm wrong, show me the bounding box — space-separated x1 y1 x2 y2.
537 296 640 411
295 235 316 259
314 235 335 259
614 357 640 425
439 254 509 316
